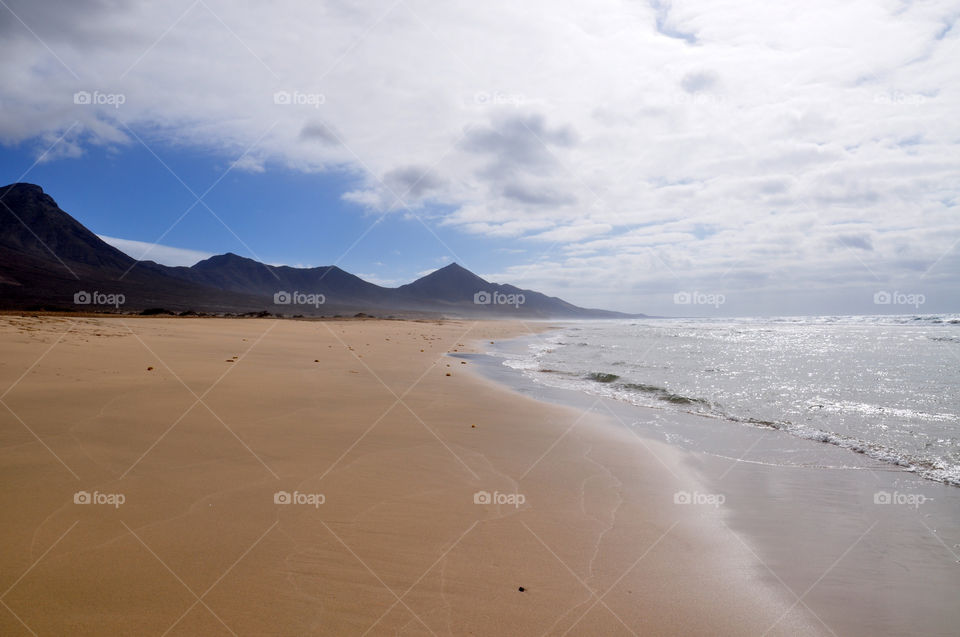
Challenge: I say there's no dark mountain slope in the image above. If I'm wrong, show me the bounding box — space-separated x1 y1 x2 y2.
0 183 642 318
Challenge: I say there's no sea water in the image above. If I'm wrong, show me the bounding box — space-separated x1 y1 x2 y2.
492 315 960 486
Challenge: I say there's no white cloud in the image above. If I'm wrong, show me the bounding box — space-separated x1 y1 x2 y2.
98 235 213 267
354 273 403 287
2 0 958 313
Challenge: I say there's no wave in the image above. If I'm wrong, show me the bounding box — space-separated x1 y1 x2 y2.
620 382 709 406
929 335 960 343
757 419 960 487
539 367 959 487
493 320 960 488
586 372 620 383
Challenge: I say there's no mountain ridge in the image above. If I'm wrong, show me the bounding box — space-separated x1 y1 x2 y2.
0 183 642 318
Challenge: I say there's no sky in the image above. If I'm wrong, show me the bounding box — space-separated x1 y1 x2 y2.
0 0 958 316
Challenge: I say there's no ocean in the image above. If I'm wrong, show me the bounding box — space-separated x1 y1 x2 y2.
490 315 960 487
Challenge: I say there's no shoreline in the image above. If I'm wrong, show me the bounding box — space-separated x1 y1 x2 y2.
480 325 960 489
467 328 960 637
0 316 865 634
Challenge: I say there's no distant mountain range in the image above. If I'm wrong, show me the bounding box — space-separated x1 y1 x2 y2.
0 183 640 318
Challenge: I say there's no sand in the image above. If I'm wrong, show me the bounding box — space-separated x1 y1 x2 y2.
0 316 825 636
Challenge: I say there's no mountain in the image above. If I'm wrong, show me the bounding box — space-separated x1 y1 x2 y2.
392 262 629 318
0 183 641 318
156 253 391 306
0 183 134 270
0 184 281 313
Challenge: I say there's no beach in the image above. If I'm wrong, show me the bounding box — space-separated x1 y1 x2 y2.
0 315 902 635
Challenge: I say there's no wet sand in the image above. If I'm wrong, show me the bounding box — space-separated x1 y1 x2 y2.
468 334 960 637
0 316 823 635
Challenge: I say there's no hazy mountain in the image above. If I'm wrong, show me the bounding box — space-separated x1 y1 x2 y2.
392 262 630 318
154 253 391 305
0 183 641 318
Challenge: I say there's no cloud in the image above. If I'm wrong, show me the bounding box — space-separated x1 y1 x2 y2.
834 233 874 251
680 70 718 93
1 0 957 313
298 121 341 146
233 154 266 173
383 165 445 200
501 181 576 206
650 0 699 43
98 235 213 266
460 114 578 180
353 273 402 287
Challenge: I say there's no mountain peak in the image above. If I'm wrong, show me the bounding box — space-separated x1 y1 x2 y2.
425 262 479 278
1 182 44 195
432 262 481 278
206 252 250 262
0 183 639 318
0 182 134 270
397 261 490 300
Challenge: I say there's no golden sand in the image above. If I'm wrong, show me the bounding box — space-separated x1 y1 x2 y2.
0 317 822 635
